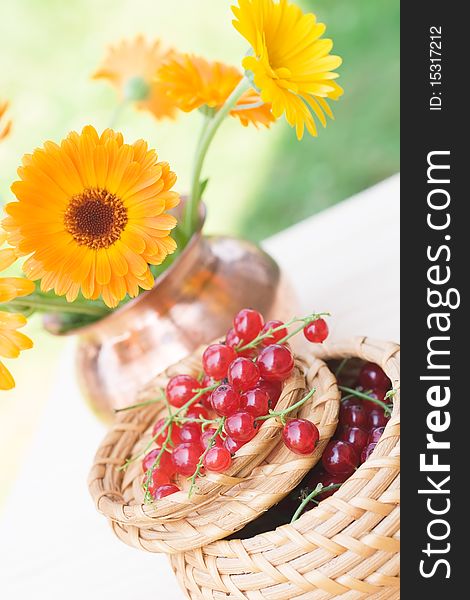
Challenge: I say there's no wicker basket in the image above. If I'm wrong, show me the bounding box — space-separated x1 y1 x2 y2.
170 336 400 599
89 346 340 554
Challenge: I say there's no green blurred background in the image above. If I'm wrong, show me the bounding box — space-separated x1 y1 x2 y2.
0 0 399 502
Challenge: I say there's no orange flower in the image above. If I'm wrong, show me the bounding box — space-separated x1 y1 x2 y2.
3 126 179 308
0 100 12 141
93 36 176 120
0 311 33 390
158 54 275 128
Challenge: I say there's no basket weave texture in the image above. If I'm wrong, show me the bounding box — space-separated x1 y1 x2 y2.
170 336 400 600
88 346 340 554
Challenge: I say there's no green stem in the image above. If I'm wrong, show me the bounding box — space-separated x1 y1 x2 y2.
8 295 110 317
188 417 226 498
291 483 342 523
339 385 392 416
256 387 316 425
183 77 251 238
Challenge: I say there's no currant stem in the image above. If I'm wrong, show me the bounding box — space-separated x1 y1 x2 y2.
339 385 392 416
255 387 316 425
187 417 226 498
290 483 342 523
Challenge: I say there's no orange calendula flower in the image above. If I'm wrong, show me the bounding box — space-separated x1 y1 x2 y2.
3 126 179 308
0 100 12 141
93 36 176 120
0 311 33 390
158 54 275 128
232 0 343 139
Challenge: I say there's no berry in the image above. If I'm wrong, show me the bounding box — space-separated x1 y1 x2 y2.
368 409 390 429
305 470 346 500
303 318 329 343
199 374 217 408
337 426 368 453
282 419 319 455
361 388 387 412
260 320 288 345
152 419 181 447
240 388 270 417
147 469 171 496
225 328 258 358
179 422 202 444
368 426 385 444
203 446 232 472
211 384 240 416
166 374 200 408
223 435 246 455
255 379 282 407
142 448 174 476
152 484 180 500
172 443 203 476
257 344 294 382
361 442 377 463
322 440 359 476
200 428 223 449
202 343 237 380
228 357 260 391
339 402 368 429
358 362 390 392
186 405 211 421
225 411 257 442
233 308 264 343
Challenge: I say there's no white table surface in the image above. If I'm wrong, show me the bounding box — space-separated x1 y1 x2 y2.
0 174 399 599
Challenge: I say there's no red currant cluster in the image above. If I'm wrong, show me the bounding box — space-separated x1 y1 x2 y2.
134 309 330 502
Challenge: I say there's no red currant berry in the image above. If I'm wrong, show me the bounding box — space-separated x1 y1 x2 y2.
282 419 319 455
223 435 245 455
257 344 294 382
226 328 258 358
186 405 211 421
152 419 181 446
233 308 264 343
339 402 368 429
166 374 200 408
228 357 260 391
260 320 288 345
203 446 232 472
361 388 387 412
322 440 359 476
199 374 217 409
303 318 329 343
240 388 269 417
225 327 240 349
202 343 237 380
307 470 346 500
211 384 240 416
368 426 385 444
337 426 368 453
358 362 390 392
368 409 390 429
142 449 174 476
225 411 257 442
172 443 203 476
179 422 202 444
200 428 223 449
152 484 180 500
361 442 377 463
255 379 282 407
147 469 171 496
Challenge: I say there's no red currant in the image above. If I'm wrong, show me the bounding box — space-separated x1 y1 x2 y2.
202 343 237 380
358 362 390 392
322 440 359 476
186 405 211 421
260 320 288 345
225 411 257 442
368 408 390 429
152 484 180 500
361 442 377 463
339 402 368 429
255 379 282 407
240 388 269 417
337 426 368 453
223 435 245 455
200 428 223 449
282 419 319 455
225 328 258 358
303 318 329 343
179 422 202 444
152 419 181 447
142 448 174 476
361 388 387 412
257 344 294 382
233 308 264 343
203 446 232 472
172 443 203 476
147 469 171 497
368 426 385 444
306 470 346 500
228 357 260 391
199 374 217 409
210 384 240 416
166 374 200 408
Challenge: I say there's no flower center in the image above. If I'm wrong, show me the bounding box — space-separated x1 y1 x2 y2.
64 188 128 250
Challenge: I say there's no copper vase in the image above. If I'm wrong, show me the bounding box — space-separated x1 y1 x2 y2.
65 231 297 420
